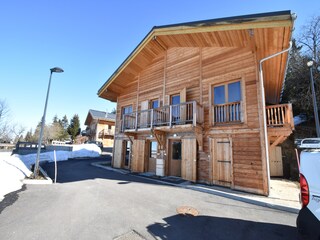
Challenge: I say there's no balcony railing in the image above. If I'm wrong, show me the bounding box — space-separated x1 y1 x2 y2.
266 103 294 128
98 129 115 138
213 101 242 124
121 101 203 131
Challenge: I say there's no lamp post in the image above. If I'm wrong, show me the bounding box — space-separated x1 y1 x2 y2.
33 67 64 178
307 60 320 138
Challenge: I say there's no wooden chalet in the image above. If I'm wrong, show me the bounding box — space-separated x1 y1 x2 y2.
84 110 116 147
98 11 295 195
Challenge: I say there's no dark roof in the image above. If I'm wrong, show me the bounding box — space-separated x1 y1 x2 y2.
88 109 116 121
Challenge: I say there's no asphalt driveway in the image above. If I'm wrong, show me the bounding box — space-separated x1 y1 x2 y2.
0 157 299 240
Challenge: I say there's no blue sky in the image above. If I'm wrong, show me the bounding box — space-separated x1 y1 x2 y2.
0 0 319 133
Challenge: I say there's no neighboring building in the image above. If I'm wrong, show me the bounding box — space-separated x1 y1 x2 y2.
84 110 115 147
98 11 295 196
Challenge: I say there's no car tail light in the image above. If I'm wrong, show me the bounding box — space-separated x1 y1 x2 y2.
299 174 309 207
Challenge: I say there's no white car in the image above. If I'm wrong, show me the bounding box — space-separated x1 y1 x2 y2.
296 138 320 240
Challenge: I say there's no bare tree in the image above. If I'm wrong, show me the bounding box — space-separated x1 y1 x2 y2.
0 99 11 141
11 124 26 143
298 15 320 64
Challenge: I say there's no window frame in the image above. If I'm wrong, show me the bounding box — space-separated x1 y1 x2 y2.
210 78 246 126
121 105 133 119
150 99 159 109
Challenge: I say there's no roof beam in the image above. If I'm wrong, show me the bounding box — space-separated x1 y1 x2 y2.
153 20 292 36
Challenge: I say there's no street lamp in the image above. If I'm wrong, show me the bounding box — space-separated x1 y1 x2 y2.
33 67 64 178
307 60 320 138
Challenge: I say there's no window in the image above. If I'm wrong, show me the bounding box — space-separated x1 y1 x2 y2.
172 141 181 160
171 95 180 123
151 99 159 109
212 81 242 123
171 95 180 105
122 105 133 130
122 105 133 119
149 141 157 158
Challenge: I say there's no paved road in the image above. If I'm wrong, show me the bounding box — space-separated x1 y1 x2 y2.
0 157 299 240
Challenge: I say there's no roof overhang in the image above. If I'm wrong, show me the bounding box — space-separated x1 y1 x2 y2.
98 11 294 103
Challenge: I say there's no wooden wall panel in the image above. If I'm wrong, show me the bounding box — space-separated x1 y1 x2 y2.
165 48 200 97
181 138 197 182
139 55 164 105
113 44 266 194
113 139 123 168
232 133 264 191
132 139 146 172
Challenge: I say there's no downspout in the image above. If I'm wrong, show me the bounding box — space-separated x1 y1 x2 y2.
259 41 292 195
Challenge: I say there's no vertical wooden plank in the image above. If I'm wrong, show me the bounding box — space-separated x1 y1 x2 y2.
212 138 232 183
199 47 203 105
180 87 187 122
140 100 149 127
136 75 140 112
269 146 283 177
113 139 123 168
209 84 213 126
163 51 167 105
132 139 146 173
182 138 197 182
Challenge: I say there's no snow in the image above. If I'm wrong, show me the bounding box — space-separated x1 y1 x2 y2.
294 114 307 126
0 144 102 201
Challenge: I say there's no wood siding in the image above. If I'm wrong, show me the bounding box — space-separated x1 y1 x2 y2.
113 46 266 195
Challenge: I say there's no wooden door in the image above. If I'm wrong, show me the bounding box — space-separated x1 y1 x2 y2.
269 146 283 177
181 138 197 182
212 138 233 184
131 139 146 172
113 139 123 168
140 100 149 128
169 140 181 177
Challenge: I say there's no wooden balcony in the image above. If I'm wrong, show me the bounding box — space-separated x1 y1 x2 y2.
98 129 115 139
121 101 204 133
266 103 294 147
212 101 243 124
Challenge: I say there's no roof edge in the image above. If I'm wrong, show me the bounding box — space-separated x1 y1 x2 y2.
98 10 292 98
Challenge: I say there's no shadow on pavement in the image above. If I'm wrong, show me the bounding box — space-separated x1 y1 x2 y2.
147 214 298 240
43 157 168 187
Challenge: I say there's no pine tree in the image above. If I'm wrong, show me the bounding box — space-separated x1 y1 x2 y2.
67 114 81 142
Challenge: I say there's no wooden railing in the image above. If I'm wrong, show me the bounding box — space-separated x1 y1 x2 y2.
213 101 242 124
98 129 115 138
266 103 294 128
121 101 204 131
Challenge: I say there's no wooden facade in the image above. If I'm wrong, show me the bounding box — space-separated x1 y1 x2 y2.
84 110 116 147
98 11 295 195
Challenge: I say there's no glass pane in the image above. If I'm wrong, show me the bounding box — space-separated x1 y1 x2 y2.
152 100 159 109
228 81 241 102
172 142 181 160
150 141 157 158
171 95 180 105
214 85 225 104
123 106 133 115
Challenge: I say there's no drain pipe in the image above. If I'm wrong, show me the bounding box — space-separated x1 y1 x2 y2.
259 40 292 195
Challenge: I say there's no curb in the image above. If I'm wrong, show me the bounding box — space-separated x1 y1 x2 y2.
184 185 299 214
23 166 53 185
91 162 300 214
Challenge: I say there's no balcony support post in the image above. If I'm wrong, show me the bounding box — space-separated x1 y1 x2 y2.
193 101 196 127
135 112 138 131
169 105 172 128
150 109 154 129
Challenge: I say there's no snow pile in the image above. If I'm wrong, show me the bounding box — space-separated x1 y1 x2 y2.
0 144 101 201
0 153 32 201
18 143 101 168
